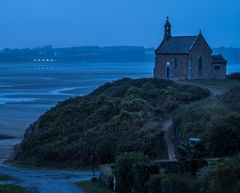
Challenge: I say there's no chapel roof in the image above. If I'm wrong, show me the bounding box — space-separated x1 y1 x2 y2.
155 35 199 54
212 54 227 64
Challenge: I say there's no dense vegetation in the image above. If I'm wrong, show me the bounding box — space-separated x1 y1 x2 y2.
200 154 240 193
174 85 240 158
112 152 240 193
115 152 150 193
12 78 209 167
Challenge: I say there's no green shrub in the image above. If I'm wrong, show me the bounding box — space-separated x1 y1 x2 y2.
121 98 151 112
207 114 240 157
149 174 198 193
132 162 159 193
161 174 198 193
148 175 162 193
201 154 240 193
115 152 149 193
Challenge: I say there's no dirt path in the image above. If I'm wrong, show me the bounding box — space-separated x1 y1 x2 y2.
162 120 176 161
162 81 220 161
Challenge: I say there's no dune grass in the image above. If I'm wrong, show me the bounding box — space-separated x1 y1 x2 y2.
77 181 116 193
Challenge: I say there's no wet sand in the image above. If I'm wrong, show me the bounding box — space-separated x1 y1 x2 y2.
0 105 48 162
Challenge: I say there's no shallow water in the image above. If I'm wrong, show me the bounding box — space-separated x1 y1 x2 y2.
0 163 94 193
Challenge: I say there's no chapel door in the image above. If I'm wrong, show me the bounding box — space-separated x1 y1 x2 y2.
166 67 170 79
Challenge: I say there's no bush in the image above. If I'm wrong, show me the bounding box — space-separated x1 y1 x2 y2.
220 86 240 111
161 174 198 193
207 114 240 157
201 154 240 193
121 98 151 112
148 174 198 193
115 152 149 193
148 175 162 193
227 72 240 80
132 162 159 193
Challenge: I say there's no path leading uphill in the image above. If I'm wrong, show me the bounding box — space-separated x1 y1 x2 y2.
162 80 225 161
162 120 176 161
0 163 93 193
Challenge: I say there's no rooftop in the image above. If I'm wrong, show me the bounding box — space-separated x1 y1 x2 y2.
212 54 227 64
155 35 199 54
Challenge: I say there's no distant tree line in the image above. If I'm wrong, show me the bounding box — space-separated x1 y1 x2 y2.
0 45 154 63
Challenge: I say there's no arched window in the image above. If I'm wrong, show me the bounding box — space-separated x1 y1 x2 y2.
198 57 203 70
174 57 178 69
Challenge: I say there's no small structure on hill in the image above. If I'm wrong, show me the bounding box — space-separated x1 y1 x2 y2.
154 17 227 80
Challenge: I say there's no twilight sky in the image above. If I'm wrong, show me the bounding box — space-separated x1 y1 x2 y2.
0 0 239 49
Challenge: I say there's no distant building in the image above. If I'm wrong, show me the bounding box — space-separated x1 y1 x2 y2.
154 17 227 80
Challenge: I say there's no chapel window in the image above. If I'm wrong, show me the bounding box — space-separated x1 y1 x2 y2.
198 57 203 70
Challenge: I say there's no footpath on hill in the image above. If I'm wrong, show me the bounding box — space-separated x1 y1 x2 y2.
163 79 240 161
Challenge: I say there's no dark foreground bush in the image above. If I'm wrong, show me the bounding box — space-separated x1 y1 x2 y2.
201 154 240 193
149 174 198 193
148 175 162 193
227 72 240 80
115 152 149 193
132 161 159 193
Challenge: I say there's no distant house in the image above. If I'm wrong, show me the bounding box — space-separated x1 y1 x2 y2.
154 17 227 80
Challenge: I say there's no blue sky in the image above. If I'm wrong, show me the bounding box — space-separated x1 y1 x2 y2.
0 0 239 48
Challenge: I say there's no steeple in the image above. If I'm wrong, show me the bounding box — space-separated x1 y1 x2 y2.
164 17 171 40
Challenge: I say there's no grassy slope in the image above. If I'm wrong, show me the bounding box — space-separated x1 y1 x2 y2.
77 181 115 193
12 78 210 168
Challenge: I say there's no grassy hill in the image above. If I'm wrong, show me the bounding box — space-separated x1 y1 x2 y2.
12 78 210 168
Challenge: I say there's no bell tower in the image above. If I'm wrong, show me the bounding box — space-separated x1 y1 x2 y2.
164 17 171 40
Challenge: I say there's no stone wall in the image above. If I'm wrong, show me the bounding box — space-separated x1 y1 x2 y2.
188 35 213 79
212 63 227 79
154 54 188 80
